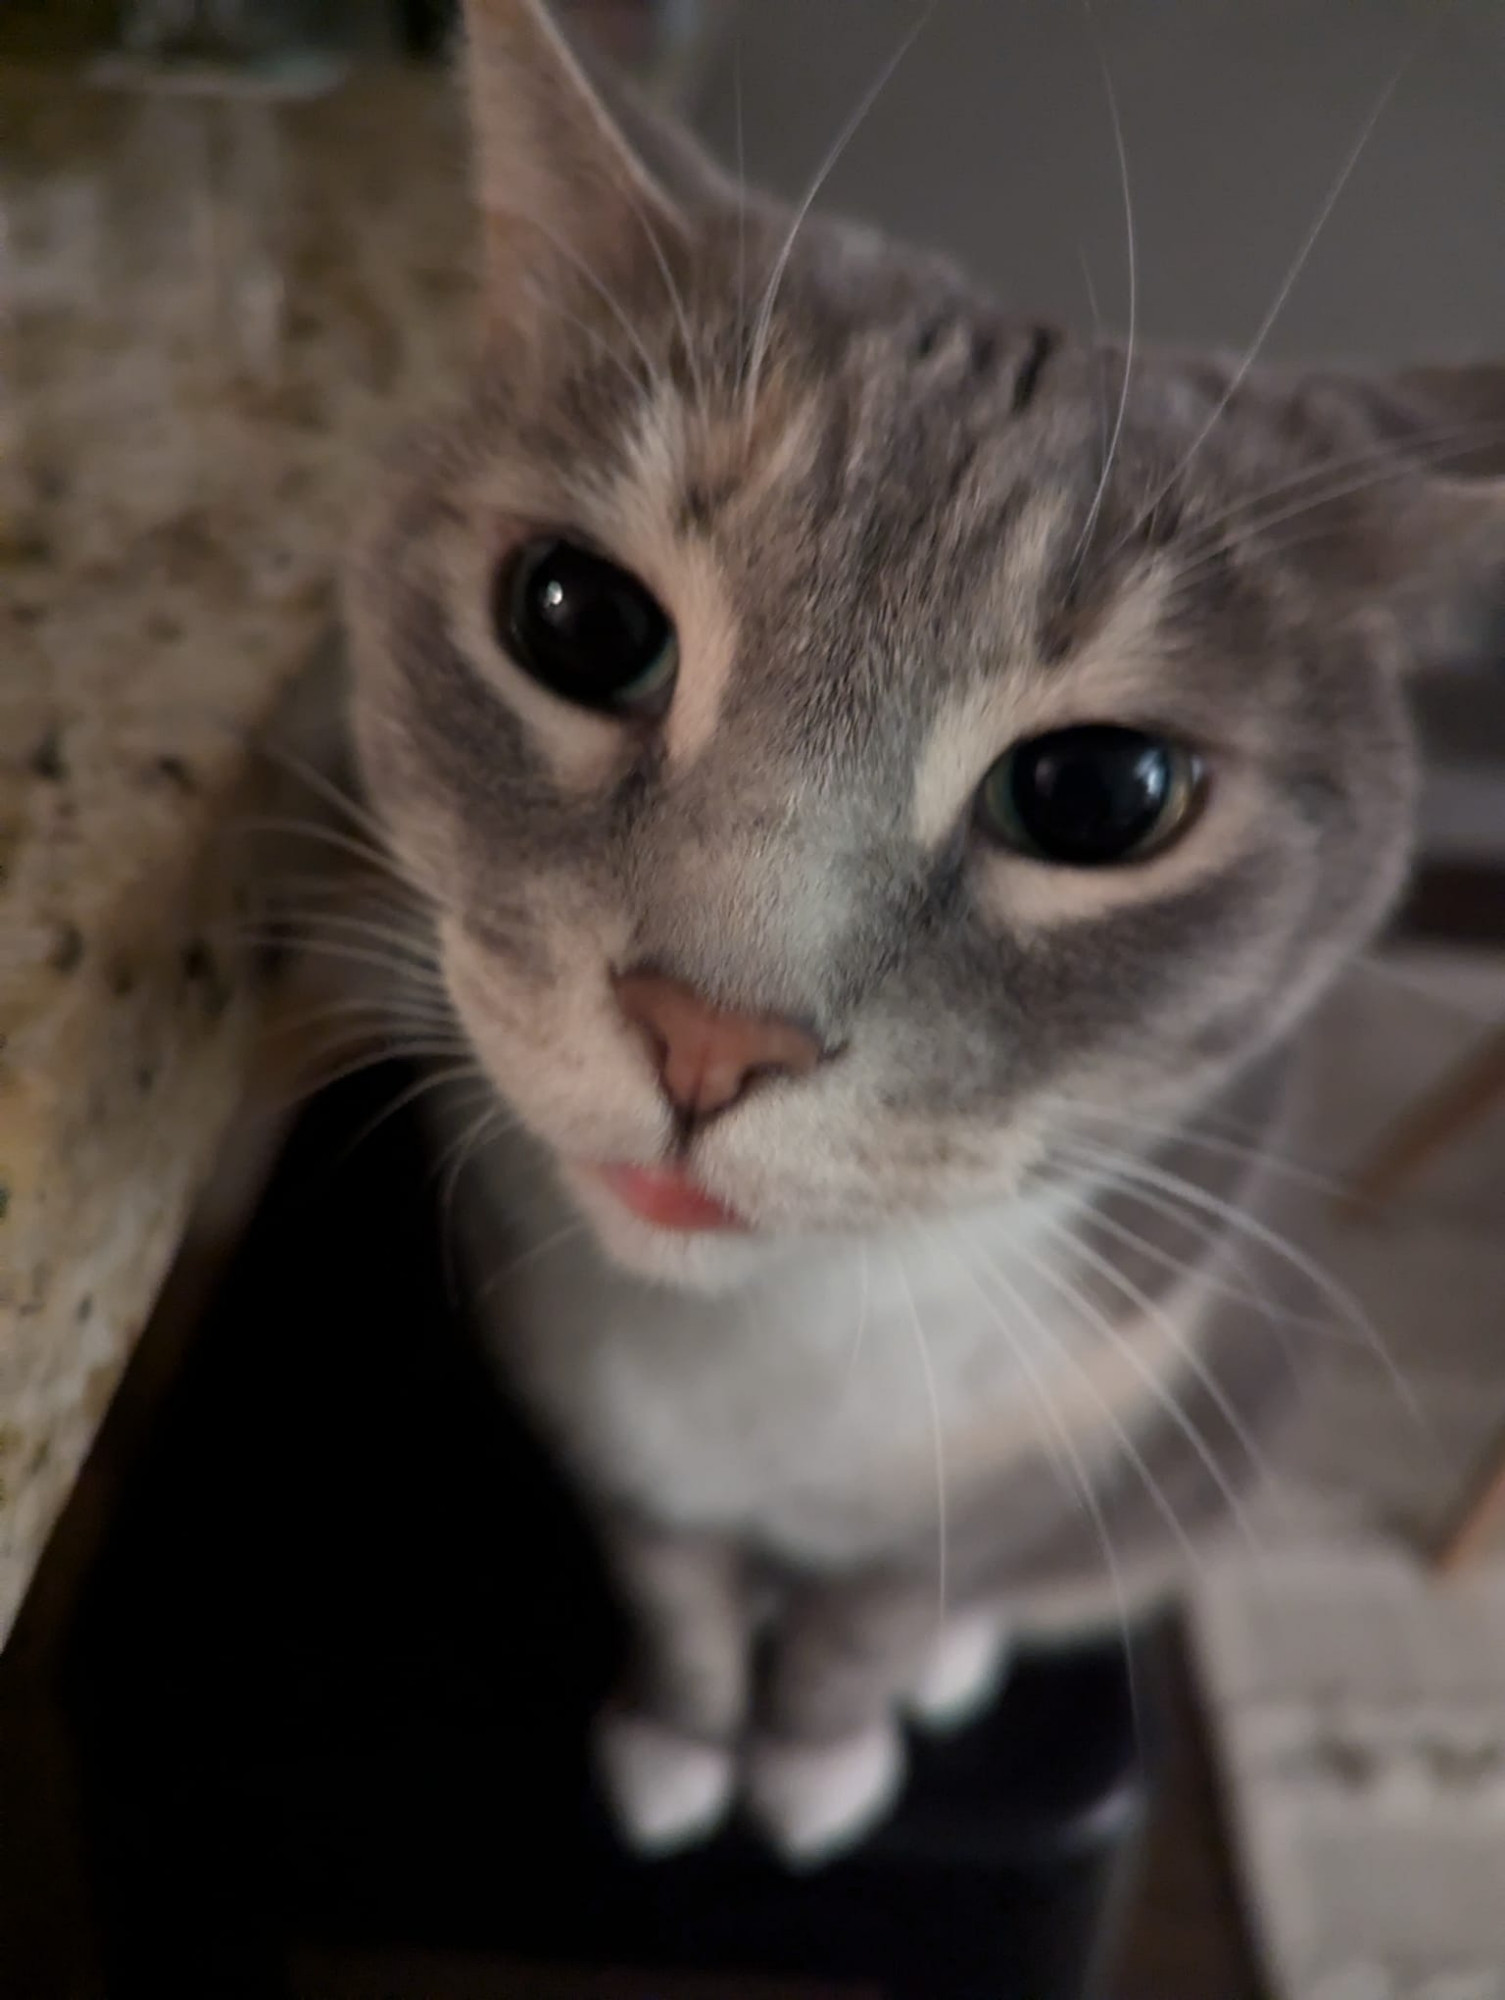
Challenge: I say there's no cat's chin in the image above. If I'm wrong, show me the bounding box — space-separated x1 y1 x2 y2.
562 1165 789 1296
589 1205 785 1295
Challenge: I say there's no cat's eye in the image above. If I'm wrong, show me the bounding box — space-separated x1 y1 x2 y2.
977 725 1203 866
494 537 678 717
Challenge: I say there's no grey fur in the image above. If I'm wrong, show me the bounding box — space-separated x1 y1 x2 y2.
336 0 1505 1860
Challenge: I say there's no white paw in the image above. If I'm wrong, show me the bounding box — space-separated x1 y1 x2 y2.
909 1612 1010 1733
595 1710 735 1856
745 1723 904 1867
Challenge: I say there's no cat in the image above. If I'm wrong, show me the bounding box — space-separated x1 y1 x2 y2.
332 0 1505 1864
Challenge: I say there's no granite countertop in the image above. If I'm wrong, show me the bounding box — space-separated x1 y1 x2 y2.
0 65 475 1646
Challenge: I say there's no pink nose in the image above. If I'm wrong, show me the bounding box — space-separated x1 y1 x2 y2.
613 971 822 1122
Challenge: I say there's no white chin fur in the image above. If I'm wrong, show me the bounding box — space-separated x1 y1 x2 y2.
595 1712 735 1856
744 1724 905 1867
909 1612 1011 1733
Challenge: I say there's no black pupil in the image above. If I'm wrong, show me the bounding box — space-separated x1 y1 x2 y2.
1010 726 1173 863
502 540 669 709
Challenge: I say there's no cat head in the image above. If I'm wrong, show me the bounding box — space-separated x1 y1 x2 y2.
346 0 1505 1290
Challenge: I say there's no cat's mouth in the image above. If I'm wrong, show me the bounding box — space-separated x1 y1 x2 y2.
580 1160 749 1234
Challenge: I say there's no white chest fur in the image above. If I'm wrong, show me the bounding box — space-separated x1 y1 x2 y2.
465 1152 1193 1572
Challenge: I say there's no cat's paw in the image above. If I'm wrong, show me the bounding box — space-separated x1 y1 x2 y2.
908 1611 1010 1734
744 1722 905 1867
595 1710 735 1856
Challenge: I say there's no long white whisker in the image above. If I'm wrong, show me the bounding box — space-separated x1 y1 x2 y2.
734 37 748 382
436 1094 515 1303
240 907 440 967
484 1217 592 1294
1004 1212 1265 1565
1032 1206 1281 1533
964 1230 1207 1580
1070 22 1137 574
222 932 449 990
893 1253 948 1630
1114 41 1419 556
1077 248 1114 473
231 814 417 885
1058 1135 1435 1440
1349 951 1505 1025
1054 1146 1369 1352
742 4 935 435
253 737 396 852
1067 1187 1330 1345
261 995 461 1046
615 167 710 425
334 1059 487 1168
943 1228 1143 1731
837 1242 873 1412
1057 1097 1345 1201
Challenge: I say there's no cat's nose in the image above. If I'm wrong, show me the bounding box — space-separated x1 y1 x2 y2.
613 971 823 1123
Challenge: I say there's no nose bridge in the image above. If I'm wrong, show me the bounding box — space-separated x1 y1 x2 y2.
629 776 916 1028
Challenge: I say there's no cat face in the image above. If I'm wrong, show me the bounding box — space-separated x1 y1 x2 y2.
346 0 1503 1290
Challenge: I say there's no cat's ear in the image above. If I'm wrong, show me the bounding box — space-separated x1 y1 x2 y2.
1283 361 1505 668
459 0 733 365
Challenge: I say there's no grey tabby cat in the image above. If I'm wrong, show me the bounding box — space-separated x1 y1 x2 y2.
340 0 1505 1863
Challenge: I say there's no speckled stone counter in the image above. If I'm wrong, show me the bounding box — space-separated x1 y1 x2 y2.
0 68 475 1646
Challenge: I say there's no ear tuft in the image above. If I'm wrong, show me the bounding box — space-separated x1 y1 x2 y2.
1281 362 1505 670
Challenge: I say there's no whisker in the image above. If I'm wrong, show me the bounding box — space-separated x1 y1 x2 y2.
1178 414 1505 554
941 1227 1145 1732
253 736 397 854
836 1240 873 1412
734 36 748 385
1008 1211 1267 1565
1163 418 1505 598
485 199 667 396
483 1216 592 1294
1076 248 1114 476
239 906 439 964
260 993 453 1041
1031 1205 1283 1538
334 1059 489 1170
742 3 935 436
1070 17 1137 576
220 931 449 991
1057 1135 1436 1442
1348 951 1505 1025
230 813 420 887
435 1093 516 1304
612 155 711 425
536 296 657 401
892 1252 949 1629
1114 36 1422 556
1056 1096 1346 1201
1066 1187 1330 1346
962 1230 1209 1580
1052 1145 1365 1351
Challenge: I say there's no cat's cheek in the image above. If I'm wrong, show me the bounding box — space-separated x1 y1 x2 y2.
439 925 672 1163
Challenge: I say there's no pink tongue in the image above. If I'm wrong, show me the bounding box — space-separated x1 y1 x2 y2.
596 1163 745 1232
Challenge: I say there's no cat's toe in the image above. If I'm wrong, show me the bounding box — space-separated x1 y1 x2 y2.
595 1710 735 1856
908 1611 1010 1733
744 1723 904 1867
